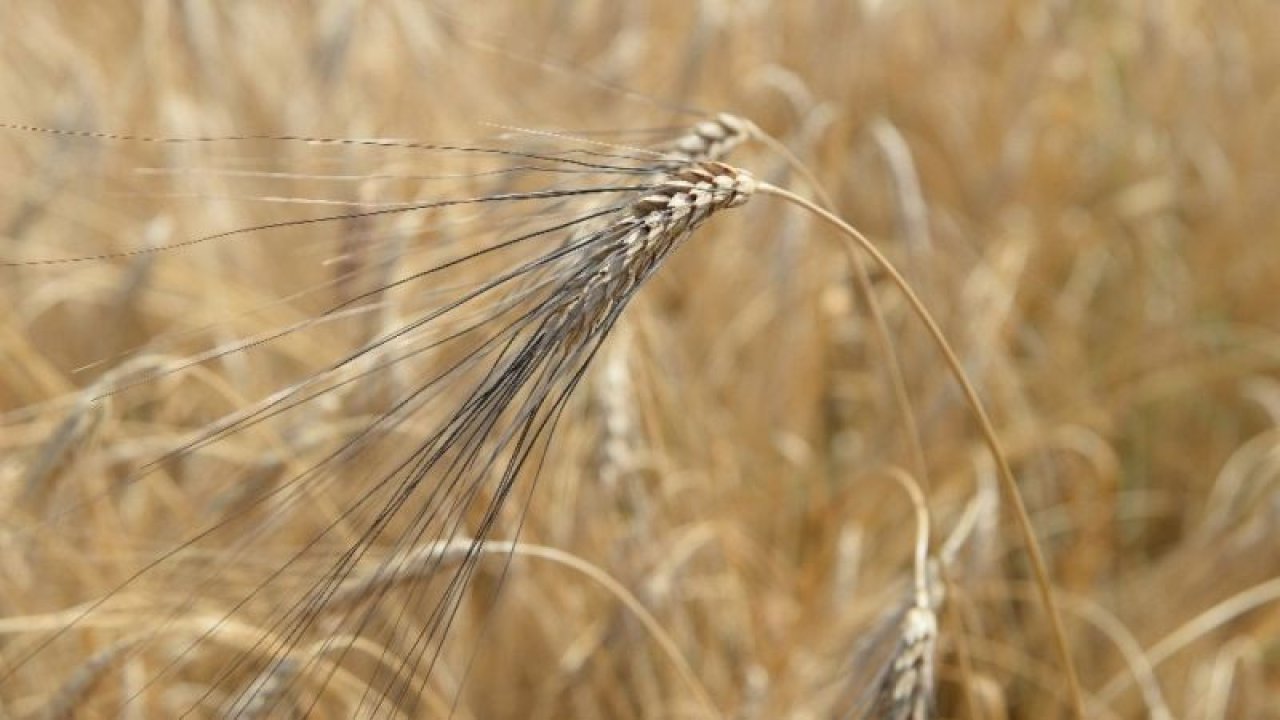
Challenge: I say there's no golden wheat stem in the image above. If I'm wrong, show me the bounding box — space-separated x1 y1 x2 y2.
756 182 1086 719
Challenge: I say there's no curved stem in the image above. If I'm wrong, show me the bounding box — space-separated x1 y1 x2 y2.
880 466 932 609
757 181 1085 718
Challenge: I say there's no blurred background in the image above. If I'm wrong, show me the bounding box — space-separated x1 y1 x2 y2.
2 2 1278 718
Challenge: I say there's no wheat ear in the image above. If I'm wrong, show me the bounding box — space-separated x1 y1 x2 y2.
864 469 941 720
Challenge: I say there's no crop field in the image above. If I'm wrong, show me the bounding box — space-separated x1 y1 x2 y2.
1 2 1278 718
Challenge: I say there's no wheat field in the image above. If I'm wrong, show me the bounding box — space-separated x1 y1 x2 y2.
2 2 1279 719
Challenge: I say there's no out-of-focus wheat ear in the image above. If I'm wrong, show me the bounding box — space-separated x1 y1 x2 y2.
39 635 145 720
865 604 939 720
225 657 300 720
22 354 174 508
940 455 1001 576
587 113 749 517
593 326 642 503
318 541 476 613
99 217 170 360
20 391 106 505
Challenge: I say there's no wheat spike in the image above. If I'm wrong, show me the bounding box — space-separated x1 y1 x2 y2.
225 658 300 720
867 604 940 720
660 113 751 166
545 161 754 346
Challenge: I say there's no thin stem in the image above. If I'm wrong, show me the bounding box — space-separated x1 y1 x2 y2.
757 181 1086 719
1097 575 1280 704
880 466 932 609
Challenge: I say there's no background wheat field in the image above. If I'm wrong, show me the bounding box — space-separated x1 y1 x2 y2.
2 2 1279 719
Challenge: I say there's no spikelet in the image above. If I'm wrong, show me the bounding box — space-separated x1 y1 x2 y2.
543 161 754 347
866 604 940 720
592 114 751 510
660 113 752 166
